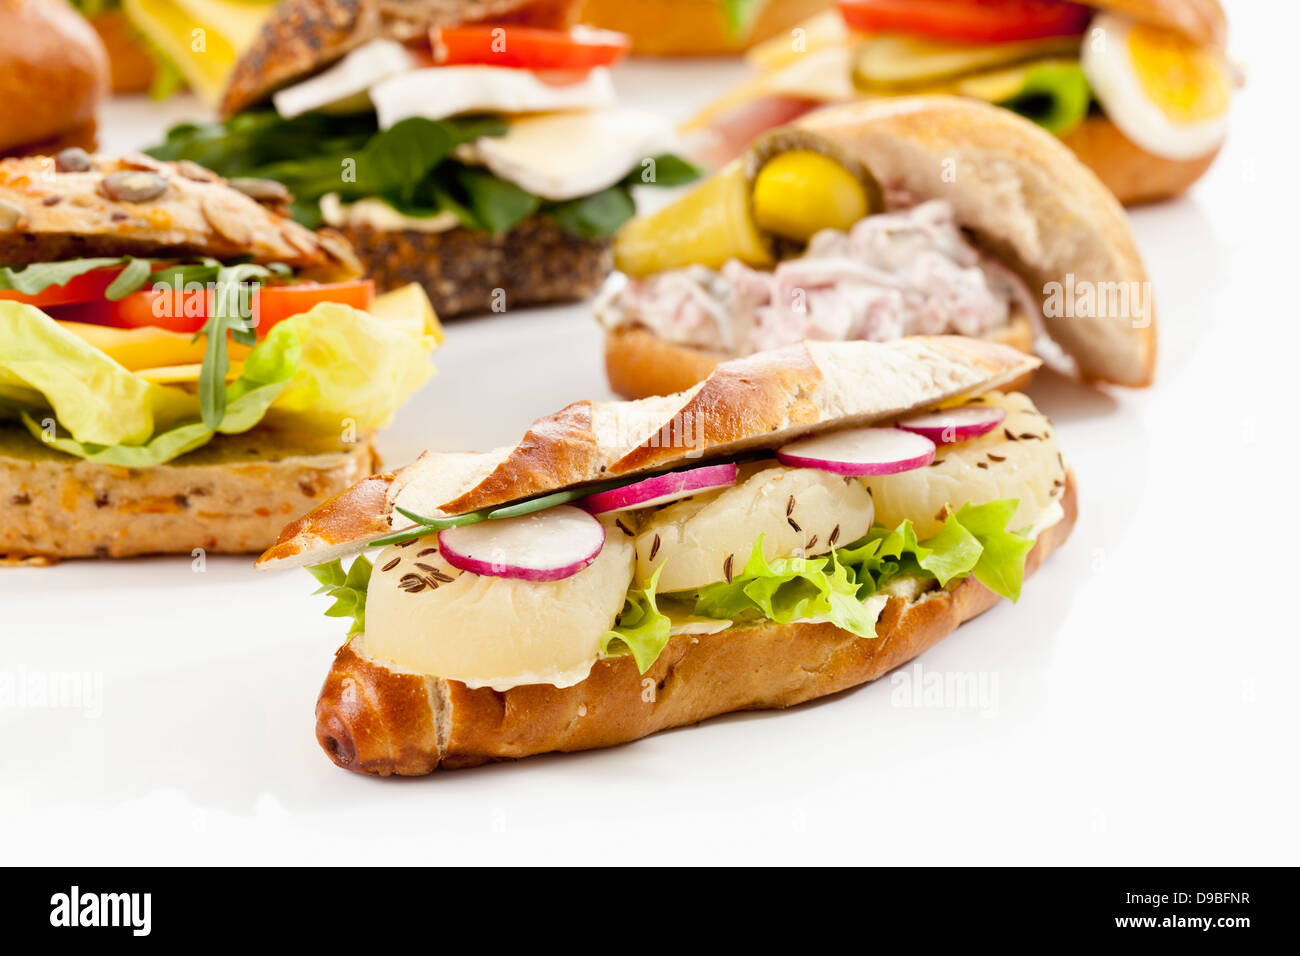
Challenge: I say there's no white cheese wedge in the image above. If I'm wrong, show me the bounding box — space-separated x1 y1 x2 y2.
371 66 617 127
319 193 460 234
463 109 673 201
273 39 419 118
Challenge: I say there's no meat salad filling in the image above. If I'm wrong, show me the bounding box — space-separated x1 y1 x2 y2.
596 200 1032 355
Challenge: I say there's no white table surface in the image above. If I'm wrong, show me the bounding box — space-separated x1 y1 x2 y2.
3 0 1296 865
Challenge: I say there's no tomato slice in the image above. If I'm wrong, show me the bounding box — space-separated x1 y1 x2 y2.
837 0 1093 43
0 266 127 307
45 280 375 336
432 25 631 69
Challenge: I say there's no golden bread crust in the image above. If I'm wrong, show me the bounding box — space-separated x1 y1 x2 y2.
603 315 1036 400
315 469 1076 774
1061 115 1221 207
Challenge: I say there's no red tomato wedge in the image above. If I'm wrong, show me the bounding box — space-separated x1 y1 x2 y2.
432 25 631 70
43 280 375 336
0 266 129 307
837 0 1093 43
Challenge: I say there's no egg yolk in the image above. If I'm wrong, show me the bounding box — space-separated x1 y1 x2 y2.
1128 24 1231 124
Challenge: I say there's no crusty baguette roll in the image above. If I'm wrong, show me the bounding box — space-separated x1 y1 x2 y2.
1059 115 1222 208
259 335 1041 571
577 0 832 56
795 97 1155 387
259 337 1069 774
0 153 360 281
317 471 1074 773
1 426 377 560
0 0 109 155
605 311 1036 400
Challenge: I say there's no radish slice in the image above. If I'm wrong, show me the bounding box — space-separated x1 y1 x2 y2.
581 462 739 514
777 427 935 476
896 405 1006 444
438 505 605 582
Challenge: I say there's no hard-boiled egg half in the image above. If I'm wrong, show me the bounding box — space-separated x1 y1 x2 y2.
1082 12 1232 161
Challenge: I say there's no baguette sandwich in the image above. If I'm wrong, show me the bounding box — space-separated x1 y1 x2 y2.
685 0 1234 205
259 336 1075 775
0 152 441 560
147 0 698 318
600 96 1155 399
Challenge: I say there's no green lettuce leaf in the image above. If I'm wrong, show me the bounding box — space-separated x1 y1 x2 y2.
1 300 434 467
0 258 127 295
695 534 880 638
600 566 673 673
999 62 1093 136
309 556 373 638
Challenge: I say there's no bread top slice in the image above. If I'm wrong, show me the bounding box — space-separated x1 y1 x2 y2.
794 96 1157 387
221 0 579 118
1098 0 1227 49
257 335 1039 570
0 154 361 281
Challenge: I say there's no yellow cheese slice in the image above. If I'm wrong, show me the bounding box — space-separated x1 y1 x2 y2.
137 361 244 384
123 0 272 104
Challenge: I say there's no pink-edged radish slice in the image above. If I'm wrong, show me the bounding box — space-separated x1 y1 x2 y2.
581 462 739 515
438 505 605 582
896 405 1006 444
777 427 935 476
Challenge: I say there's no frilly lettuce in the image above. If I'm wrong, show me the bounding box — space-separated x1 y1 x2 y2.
0 299 435 467
601 566 673 673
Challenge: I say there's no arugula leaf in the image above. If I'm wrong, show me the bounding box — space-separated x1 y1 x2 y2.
104 258 153 300
0 258 126 295
620 153 705 188
600 567 672 673
360 118 460 205
453 166 540 234
194 264 273 429
544 186 636 240
309 556 373 638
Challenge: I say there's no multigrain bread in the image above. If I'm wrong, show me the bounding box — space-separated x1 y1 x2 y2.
0 425 377 559
316 470 1074 774
340 215 611 316
0 153 360 281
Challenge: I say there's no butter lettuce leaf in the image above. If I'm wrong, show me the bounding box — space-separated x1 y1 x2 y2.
601 566 673 673
1 299 435 467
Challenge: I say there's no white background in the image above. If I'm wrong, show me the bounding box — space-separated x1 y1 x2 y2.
2 0 1295 865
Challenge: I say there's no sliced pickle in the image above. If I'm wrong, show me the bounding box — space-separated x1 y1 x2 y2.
853 33 1083 91
614 160 773 277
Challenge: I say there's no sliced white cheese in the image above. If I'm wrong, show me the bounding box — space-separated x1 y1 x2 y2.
464 109 673 201
319 193 460 234
273 39 419 118
371 66 617 127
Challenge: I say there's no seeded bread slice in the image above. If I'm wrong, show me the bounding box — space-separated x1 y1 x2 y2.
0 424 377 560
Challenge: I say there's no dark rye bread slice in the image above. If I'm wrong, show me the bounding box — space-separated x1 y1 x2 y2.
0 424 378 560
220 0 579 117
340 215 612 317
